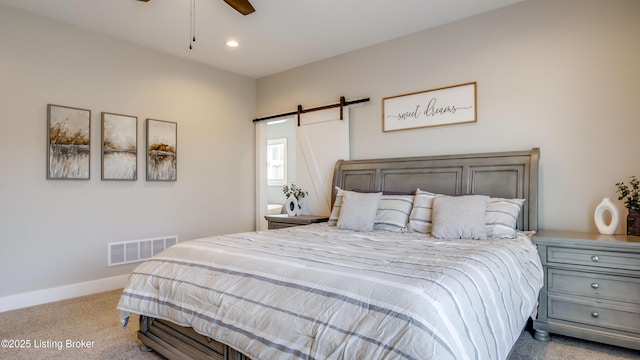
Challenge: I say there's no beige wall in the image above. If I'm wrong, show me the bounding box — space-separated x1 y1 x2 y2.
1 0 638 303
257 0 640 233
0 5 256 298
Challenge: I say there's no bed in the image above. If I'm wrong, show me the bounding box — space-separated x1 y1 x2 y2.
118 148 543 360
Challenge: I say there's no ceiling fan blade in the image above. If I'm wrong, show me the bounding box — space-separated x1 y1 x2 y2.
223 0 255 16
136 0 255 16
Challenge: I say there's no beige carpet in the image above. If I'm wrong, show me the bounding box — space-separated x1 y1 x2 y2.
0 289 638 360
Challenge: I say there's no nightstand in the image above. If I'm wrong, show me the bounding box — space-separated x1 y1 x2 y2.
533 230 640 350
264 214 329 230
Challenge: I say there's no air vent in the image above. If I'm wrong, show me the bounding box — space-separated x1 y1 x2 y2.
108 235 178 267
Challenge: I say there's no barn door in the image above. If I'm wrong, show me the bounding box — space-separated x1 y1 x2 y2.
295 108 349 216
255 109 349 230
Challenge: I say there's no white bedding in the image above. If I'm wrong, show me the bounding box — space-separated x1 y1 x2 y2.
118 223 543 360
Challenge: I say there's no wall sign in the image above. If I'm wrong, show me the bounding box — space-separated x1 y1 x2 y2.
382 82 477 132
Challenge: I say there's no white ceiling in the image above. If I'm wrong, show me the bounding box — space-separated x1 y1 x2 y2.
0 0 524 79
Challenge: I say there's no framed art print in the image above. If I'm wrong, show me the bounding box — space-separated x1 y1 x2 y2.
382 82 477 132
101 112 138 180
146 119 177 181
47 104 91 180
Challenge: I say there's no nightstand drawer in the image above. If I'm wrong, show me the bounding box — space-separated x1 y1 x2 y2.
548 295 640 334
268 222 298 230
548 269 640 304
547 246 640 271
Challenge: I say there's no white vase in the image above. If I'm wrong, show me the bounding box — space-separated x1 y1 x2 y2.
594 197 619 235
285 195 299 216
296 198 304 215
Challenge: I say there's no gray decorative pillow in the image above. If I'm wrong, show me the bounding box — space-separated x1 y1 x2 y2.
337 191 382 231
374 195 414 232
328 187 344 226
431 195 490 240
408 189 442 233
485 198 525 238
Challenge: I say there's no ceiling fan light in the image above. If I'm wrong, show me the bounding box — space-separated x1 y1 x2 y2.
226 40 239 47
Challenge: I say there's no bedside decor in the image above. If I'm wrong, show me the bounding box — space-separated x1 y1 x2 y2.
616 176 640 236
594 198 619 235
283 183 308 216
47 104 91 180
284 195 298 216
382 82 476 132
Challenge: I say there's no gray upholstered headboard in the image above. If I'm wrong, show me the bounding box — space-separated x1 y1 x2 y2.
331 148 540 231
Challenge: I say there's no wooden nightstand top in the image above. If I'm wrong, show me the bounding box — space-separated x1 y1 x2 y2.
264 214 329 228
534 230 640 246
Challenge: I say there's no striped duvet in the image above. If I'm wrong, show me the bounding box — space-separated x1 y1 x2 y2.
118 223 543 360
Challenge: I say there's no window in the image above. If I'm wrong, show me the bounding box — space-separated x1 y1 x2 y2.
267 138 287 186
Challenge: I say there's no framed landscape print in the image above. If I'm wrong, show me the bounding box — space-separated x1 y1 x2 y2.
47 104 91 180
146 119 177 181
101 112 138 180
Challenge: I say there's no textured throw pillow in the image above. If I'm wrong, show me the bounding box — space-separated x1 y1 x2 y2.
408 189 442 233
431 195 490 240
374 195 414 232
485 198 525 238
328 187 344 226
337 191 382 231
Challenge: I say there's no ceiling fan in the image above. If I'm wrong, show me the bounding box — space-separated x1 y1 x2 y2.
136 0 255 16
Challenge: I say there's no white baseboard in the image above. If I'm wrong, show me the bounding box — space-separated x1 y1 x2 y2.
0 275 129 313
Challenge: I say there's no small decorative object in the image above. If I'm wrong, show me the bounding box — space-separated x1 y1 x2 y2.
285 195 299 216
282 183 308 216
102 112 137 181
47 104 91 180
594 198 619 235
616 176 640 236
146 119 177 181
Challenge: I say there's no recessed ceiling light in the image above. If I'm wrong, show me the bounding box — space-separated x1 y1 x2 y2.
226 40 239 47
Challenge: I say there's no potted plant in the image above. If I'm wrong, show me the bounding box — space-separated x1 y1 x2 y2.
282 183 308 216
616 175 640 236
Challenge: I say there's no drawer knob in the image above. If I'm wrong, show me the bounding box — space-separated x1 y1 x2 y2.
591 283 599 289
591 312 599 318
591 255 599 262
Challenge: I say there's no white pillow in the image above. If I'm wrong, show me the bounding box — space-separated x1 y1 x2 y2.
408 189 442 233
485 198 525 238
337 191 382 231
374 195 414 232
431 195 490 240
328 187 344 226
